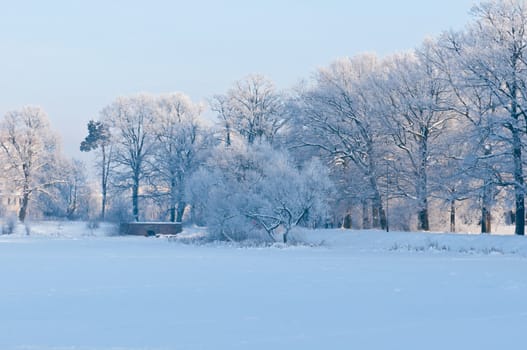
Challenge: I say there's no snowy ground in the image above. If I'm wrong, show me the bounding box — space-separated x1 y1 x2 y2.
1 222 526 350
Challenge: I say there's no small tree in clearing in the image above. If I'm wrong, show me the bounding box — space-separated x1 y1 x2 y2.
190 141 333 243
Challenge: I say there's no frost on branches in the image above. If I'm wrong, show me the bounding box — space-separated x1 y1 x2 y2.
188 141 333 243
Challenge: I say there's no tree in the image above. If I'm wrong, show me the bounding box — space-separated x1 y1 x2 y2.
377 48 455 231
427 121 474 232
428 32 502 233
441 0 527 235
250 158 334 243
211 74 287 145
63 159 89 219
210 94 233 146
188 141 333 242
37 158 91 220
0 106 61 222
102 94 156 222
151 93 212 222
295 54 389 229
80 120 113 220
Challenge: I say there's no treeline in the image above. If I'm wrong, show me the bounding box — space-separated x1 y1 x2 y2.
1 0 527 239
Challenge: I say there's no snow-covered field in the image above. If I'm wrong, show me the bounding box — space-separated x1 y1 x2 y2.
1 222 527 350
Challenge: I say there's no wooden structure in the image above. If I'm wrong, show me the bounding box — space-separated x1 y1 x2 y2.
120 222 182 237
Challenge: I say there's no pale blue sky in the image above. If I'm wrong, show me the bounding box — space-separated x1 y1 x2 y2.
0 0 475 157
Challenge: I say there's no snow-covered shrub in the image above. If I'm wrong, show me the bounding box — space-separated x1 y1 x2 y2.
87 220 100 230
2 214 17 235
186 168 218 227
188 141 334 243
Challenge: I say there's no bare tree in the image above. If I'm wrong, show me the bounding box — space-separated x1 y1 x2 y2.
211 74 287 145
209 94 233 146
295 55 389 229
102 94 156 222
429 32 504 233
152 93 212 222
377 48 455 231
62 159 90 220
37 158 91 220
441 0 527 235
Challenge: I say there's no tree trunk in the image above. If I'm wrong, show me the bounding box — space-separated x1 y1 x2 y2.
379 206 387 231
100 145 109 221
481 145 492 234
169 175 177 222
372 204 380 228
417 135 430 231
362 200 369 229
225 123 231 146
132 182 139 222
18 192 30 223
417 183 430 231
169 206 176 223
481 184 492 234
379 206 388 232
450 200 456 233
418 207 429 231
175 175 186 223
19 167 31 223
101 189 107 221
371 194 387 229
67 182 78 219
512 113 524 235
342 213 352 229
481 206 491 234
369 176 387 230
283 229 289 244
176 202 185 223
511 79 524 235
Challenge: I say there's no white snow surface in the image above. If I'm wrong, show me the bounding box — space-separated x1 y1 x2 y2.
1 222 527 350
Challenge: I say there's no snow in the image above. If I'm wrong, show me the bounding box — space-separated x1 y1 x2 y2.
1 222 526 349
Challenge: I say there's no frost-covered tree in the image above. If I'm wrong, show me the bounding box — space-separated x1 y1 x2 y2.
101 94 156 222
188 141 333 242
37 158 91 220
295 54 389 229
211 74 287 145
151 93 213 222
441 0 527 235
252 158 334 243
377 48 455 231
427 121 474 232
209 94 233 146
0 106 61 222
430 32 504 233
61 159 90 219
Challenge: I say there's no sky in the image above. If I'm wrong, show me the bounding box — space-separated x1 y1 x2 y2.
0 0 475 159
